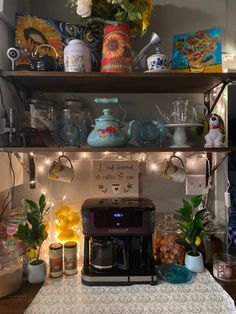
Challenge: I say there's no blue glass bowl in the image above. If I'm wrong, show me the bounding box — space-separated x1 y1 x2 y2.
157 264 193 284
135 119 165 147
53 122 87 147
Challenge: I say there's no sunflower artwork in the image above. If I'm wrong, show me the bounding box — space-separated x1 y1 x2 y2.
172 27 222 73
15 13 103 71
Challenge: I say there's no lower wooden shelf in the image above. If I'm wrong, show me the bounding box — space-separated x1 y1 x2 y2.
0 146 235 153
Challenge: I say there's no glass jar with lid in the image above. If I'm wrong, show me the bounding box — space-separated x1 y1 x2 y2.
23 97 54 132
1 208 27 253
54 97 87 146
0 242 23 298
154 213 185 265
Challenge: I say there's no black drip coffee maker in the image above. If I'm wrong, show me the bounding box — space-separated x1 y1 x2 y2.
81 197 157 286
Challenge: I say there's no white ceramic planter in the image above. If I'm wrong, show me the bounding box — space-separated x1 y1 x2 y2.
27 259 47 284
185 251 204 273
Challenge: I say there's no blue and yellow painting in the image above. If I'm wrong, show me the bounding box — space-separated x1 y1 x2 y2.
15 13 103 71
172 27 222 73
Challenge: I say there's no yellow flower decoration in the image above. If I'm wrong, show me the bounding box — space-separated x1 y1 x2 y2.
16 15 63 56
103 33 125 58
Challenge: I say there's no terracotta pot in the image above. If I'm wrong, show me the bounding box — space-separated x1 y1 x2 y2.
101 23 132 72
27 259 47 284
185 251 204 273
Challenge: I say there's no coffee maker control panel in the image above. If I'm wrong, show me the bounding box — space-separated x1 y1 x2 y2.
81 197 155 236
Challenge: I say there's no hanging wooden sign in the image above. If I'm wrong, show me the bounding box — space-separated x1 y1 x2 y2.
93 161 139 197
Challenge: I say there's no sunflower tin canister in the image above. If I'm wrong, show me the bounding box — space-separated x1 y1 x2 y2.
64 241 77 276
101 23 132 72
49 243 63 278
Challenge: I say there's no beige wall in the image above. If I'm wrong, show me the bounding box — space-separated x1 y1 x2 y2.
0 0 230 220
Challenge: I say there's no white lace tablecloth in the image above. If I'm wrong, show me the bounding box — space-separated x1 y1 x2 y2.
25 269 236 314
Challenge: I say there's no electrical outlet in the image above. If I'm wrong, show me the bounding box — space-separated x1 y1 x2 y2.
185 175 207 195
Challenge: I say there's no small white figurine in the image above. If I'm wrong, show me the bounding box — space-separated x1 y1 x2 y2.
204 113 225 147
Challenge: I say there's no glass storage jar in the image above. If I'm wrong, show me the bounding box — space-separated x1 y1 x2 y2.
53 203 81 246
0 242 23 298
1 208 27 252
22 97 55 146
203 221 226 268
54 97 87 146
23 97 54 132
154 213 185 265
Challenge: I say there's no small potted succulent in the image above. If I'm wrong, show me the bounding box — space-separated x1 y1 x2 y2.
176 195 210 272
14 194 49 283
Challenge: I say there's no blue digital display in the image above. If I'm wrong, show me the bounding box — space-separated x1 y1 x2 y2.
114 213 124 218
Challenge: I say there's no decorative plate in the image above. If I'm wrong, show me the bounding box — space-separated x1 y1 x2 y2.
157 264 193 284
135 119 165 147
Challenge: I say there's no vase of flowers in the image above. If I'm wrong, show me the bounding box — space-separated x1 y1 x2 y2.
14 194 49 283
176 195 210 273
68 0 153 72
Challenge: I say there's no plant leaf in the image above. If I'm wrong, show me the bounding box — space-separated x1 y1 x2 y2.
177 199 192 220
27 212 39 226
191 195 202 208
26 199 39 212
39 194 46 212
14 223 29 242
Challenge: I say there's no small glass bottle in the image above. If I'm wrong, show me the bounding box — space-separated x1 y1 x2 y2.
64 241 77 276
49 243 63 278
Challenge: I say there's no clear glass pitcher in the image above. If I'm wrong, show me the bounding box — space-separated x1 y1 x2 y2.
155 97 207 125
171 97 198 123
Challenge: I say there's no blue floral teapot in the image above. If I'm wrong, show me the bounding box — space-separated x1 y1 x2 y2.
87 108 135 147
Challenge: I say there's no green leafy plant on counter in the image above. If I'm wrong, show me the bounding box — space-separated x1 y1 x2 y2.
14 194 49 263
176 195 210 256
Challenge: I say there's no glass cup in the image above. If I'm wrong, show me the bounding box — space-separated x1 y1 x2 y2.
213 253 236 281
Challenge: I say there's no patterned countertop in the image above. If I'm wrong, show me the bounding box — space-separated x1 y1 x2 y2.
24 269 236 314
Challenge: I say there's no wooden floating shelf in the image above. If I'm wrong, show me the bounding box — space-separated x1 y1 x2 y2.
3 71 236 94
0 146 235 153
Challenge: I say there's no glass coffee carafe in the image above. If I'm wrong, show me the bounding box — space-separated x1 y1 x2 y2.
89 237 114 271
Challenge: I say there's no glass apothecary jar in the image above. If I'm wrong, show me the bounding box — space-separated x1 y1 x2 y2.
1 208 27 252
22 97 55 146
154 213 185 265
0 242 23 298
53 203 81 253
23 97 54 132
54 97 87 146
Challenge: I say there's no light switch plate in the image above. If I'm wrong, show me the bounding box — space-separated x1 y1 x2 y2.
185 175 207 195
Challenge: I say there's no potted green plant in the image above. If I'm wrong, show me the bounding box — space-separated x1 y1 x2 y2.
14 194 49 283
176 195 209 272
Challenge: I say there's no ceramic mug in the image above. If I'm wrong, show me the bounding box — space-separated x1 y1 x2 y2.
48 155 74 183
147 48 169 71
159 155 187 183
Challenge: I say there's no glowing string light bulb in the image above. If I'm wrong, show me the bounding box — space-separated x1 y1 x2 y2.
151 163 158 171
45 159 50 165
